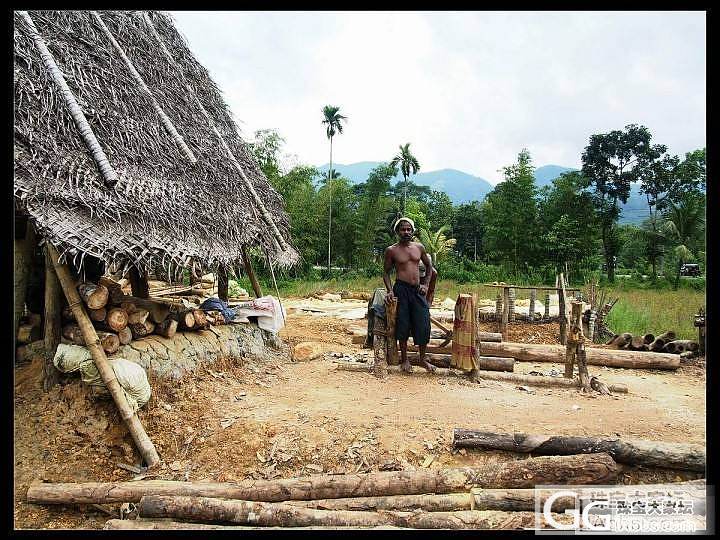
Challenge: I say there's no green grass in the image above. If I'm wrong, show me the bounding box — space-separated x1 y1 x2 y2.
260 276 705 341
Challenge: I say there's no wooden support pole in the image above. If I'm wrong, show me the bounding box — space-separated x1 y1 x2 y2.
217 266 228 302
452 430 705 472
372 316 388 378
27 453 619 505
500 287 509 339
468 368 628 394
241 245 263 298
385 297 399 366
507 287 516 322
528 289 536 322
46 245 160 468
14 216 36 341
558 273 567 345
128 267 150 299
543 290 550 320
43 246 62 392
495 292 502 324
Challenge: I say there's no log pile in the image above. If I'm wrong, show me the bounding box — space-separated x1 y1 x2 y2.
60 277 220 353
606 330 700 358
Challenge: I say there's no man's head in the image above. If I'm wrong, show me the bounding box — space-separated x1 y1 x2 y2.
393 217 415 242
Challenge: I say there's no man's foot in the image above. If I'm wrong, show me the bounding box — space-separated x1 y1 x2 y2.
401 360 413 373
422 361 437 373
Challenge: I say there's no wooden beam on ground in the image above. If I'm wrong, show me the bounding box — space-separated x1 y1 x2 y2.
468 369 628 393
452 430 705 472
46 245 159 468
241 245 263 299
104 520 402 530
482 284 581 292
26 453 618 505
478 341 679 370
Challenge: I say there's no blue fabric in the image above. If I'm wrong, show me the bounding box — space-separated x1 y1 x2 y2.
200 297 237 323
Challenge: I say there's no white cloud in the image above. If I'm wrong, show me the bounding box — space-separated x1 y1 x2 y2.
170 10 706 184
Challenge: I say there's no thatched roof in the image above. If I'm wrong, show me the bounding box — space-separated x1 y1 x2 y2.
14 10 298 277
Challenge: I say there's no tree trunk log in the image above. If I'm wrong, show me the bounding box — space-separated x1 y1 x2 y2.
452 430 705 472
655 331 677 343
176 310 196 330
385 297 399 366
130 320 155 340
372 316 388 378
507 287 516 322
500 288 509 338
127 308 150 325
47 245 159 467
664 340 699 354
478 341 680 370
105 308 129 332
43 247 63 391
137 495 549 529
104 519 401 530
527 289 536 321
558 274 567 345
62 325 120 354
543 291 550 320
642 333 655 345
116 296 170 324
192 309 208 329
27 453 618 505
89 307 107 322
649 338 666 352
407 353 513 372
77 282 109 310
155 318 178 339
62 305 76 323
117 326 133 345
470 369 628 393
241 245 263 299
218 266 229 302
129 267 150 299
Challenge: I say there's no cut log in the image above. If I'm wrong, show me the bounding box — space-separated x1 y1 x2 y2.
385 297 399 366
478 341 680 370
117 326 132 346
77 282 109 310
26 453 618 505
155 319 178 339
47 245 159 467
407 352 513 372
649 338 666 352
452 429 705 472
655 331 677 343
287 488 579 513
372 317 388 378
192 309 208 329
105 308 129 332
176 310 196 330
470 369 628 394
62 325 119 354
127 309 150 325
629 335 646 350
137 496 548 529
89 307 106 322
114 296 170 324
130 320 155 340
17 324 42 344
340 291 372 301
607 333 632 349
337 362 465 377
105 520 401 530
61 305 76 323
642 333 655 345
664 340 699 354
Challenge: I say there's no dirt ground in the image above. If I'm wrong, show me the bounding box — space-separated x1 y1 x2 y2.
14 309 706 529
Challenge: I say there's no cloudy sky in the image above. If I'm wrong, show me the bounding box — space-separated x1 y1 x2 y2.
171 11 705 184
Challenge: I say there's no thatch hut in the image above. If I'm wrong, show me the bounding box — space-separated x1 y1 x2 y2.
14 10 298 388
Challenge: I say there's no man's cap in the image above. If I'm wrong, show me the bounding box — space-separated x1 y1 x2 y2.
392 216 415 232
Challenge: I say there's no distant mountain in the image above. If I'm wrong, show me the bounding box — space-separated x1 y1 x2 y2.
317 161 649 223
318 162 494 203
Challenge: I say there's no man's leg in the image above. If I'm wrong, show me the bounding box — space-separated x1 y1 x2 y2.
399 340 412 372
417 342 435 373
412 294 435 372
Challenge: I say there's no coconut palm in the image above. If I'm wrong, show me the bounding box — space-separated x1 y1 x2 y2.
389 143 420 215
662 194 705 289
322 105 347 273
416 225 457 264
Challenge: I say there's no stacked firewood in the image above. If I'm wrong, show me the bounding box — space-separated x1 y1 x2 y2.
606 330 700 359
60 277 217 355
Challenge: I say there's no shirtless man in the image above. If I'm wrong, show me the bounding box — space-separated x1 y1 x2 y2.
383 217 435 373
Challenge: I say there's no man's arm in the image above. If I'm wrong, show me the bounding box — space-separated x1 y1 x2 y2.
383 247 395 299
418 244 433 294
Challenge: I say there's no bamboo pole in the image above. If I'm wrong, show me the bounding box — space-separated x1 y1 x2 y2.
46 244 160 467
528 289 536 321
91 11 196 163
18 12 118 187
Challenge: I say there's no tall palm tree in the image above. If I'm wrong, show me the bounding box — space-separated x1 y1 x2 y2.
322 105 347 274
390 143 420 215
662 194 705 289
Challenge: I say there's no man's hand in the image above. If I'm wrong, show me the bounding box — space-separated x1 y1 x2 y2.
386 290 395 302
418 284 428 297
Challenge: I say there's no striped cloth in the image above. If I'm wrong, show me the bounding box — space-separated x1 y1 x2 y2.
451 294 478 371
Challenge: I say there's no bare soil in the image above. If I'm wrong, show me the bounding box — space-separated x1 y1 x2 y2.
14 311 706 529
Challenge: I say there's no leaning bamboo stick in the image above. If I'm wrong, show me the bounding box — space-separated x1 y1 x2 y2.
18 11 118 187
91 11 196 163
47 245 159 467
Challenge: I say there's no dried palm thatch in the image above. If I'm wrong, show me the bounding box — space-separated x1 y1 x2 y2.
14 10 298 278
